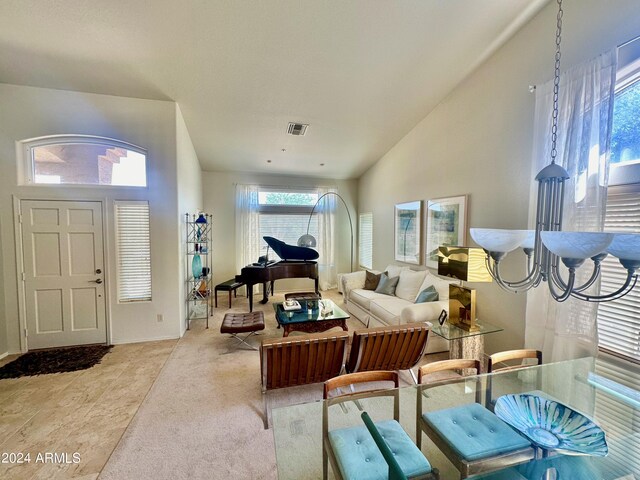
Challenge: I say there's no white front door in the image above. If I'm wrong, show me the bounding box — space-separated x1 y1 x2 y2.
21 200 107 349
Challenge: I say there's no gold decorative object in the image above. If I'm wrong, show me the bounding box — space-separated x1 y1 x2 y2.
437 246 493 282
448 284 478 331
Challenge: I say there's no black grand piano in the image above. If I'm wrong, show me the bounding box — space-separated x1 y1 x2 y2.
236 236 319 312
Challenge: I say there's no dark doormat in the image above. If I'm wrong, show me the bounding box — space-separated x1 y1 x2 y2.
0 345 113 379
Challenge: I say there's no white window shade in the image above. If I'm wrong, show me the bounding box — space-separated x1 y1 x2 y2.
597 189 640 362
115 201 152 302
259 213 318 258
359 212 373 269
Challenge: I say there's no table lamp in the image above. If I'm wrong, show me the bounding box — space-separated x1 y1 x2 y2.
438 246 492 331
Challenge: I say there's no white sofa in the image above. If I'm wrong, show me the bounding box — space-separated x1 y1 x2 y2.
341 265 455 353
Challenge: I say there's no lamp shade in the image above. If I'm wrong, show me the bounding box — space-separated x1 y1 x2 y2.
540 232 613 259
438 246 492 282
297 234 317 248
470 228 529 253
606 233 640 261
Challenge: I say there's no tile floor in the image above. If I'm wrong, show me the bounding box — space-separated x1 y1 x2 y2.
0 340 177 479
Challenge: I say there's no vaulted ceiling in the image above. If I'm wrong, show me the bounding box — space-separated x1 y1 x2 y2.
0 0 549 179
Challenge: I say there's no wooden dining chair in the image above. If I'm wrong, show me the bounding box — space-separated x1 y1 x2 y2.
416 359 534 479
323 371 439 480
487 349 542 373
486 349 543 409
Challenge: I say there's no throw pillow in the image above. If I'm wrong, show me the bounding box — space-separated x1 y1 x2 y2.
415 285 439 303
395 269 427 302
375 273 400 296
416 271 453 301
364 270 387 290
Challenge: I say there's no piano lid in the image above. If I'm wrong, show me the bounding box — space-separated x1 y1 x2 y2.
263 236 319 262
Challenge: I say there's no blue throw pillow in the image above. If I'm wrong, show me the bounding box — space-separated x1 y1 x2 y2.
375 273 400 296
415 285 439 303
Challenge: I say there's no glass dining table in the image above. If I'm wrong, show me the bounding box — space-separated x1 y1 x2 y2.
271 356 640 479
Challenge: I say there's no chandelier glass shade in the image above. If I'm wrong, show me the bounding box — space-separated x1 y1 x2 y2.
471 0 640 303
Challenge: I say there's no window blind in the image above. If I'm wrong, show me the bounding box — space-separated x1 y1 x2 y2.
592 355 640 479
359 212 373 269
115 201 152 302
597 190 640 362
259 213 318 259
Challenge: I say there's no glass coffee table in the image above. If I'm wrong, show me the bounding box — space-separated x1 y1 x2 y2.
273 299 349 337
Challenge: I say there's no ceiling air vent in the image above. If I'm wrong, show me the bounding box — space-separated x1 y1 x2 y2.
287 122 309 136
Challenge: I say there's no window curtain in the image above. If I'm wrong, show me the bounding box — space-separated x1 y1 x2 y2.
525 50 617 362
317 187 337 290
235 184 261 275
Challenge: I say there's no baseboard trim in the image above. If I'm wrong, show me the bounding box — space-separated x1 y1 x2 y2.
0 352 9 360
111 335 180 345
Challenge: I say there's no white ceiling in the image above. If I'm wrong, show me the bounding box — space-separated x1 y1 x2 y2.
0 0 549 179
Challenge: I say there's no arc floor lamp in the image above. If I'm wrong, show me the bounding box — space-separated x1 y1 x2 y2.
297 192 354 273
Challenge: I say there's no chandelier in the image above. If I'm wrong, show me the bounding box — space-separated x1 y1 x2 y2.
470 0 640 303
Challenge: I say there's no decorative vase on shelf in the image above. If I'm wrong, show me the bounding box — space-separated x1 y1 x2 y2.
195 213 207 240
192 253 202 280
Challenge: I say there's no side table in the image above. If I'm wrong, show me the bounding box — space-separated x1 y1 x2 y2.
431 320 503 372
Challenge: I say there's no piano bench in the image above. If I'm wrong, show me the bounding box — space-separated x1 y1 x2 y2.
215 279 246 308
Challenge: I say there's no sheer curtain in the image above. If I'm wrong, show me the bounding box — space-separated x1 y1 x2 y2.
525 50 617 362
317 187 337 290
235 184 261 274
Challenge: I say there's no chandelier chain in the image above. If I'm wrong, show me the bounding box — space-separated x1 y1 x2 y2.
550 0 563 164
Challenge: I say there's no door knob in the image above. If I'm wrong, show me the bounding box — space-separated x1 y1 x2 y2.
91 279 103 284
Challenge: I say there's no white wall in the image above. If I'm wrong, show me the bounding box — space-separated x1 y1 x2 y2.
176 104 203 334
203 171 357 294
358 0 640 354
0 84 183 352
0 216 6 355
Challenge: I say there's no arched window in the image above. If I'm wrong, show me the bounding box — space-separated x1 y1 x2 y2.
20 135 147 187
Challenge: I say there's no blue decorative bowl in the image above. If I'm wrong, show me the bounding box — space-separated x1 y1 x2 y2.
494 394 608 457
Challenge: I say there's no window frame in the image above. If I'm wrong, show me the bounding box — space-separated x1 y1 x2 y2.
596 49 640 363
19 134 148 188
256 187 321 257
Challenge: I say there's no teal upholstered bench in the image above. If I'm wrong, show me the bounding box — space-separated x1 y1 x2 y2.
329 419 435 480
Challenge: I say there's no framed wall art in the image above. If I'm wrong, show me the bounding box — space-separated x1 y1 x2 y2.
394 200 422 264
425 195 468 269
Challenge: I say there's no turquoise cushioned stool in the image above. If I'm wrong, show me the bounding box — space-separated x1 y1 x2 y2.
423 403 531 461
329 419 433 480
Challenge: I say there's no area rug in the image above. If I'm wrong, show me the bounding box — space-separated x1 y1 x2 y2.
0 344 113 379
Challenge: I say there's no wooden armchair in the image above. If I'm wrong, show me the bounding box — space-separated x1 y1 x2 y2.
323 371 438 480
416 359 534 479
346 322 431 383
260 331 349 429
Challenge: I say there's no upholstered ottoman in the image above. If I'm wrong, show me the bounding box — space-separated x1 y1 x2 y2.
220 311 265 350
